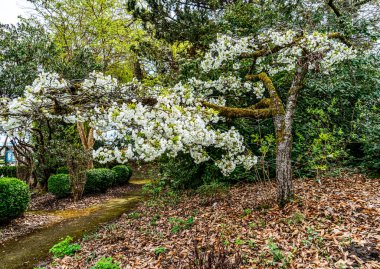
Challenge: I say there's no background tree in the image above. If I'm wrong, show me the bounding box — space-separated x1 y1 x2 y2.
30 0 149 82
0 18 56 97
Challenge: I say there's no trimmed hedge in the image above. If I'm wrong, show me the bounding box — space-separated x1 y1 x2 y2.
0 166 17 178
85 168 116 194
56 166 69 175
48 174 71 198
112 165 132 185
0 177 30 223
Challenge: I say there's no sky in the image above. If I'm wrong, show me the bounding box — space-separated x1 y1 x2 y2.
0 0 34 25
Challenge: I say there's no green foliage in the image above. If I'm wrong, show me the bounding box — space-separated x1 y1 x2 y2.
85 168 116 194
196 181 229 197
160 152 255 191
56 166 69 174
49 236 81 258
294 98 350 177
126 212 141 219
196 181 229 205
0 19 57 97
48 174 71 198
169 216 195 233
90 257 120 269
0 177 30 223
154 246 167 255
112 165 132 185
355 92 380 173
142 181 164 199
267 240 291 268
0 166 17 178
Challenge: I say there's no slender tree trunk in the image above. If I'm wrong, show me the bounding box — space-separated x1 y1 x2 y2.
77 122 95 169
275 120 294 207
274 60 308 206
273 113 294 206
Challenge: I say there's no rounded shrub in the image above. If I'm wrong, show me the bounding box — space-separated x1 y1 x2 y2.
0 177 30 223
85 168 116 194
56 166 69 174
48 174 71 198
112 165 132 185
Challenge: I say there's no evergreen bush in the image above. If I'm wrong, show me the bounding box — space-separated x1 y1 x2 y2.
0 177 30 223
112 165 132 185
85 168 116 194
48 174 71 198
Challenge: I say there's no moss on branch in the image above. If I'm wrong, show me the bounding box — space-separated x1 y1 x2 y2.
201 101 274 119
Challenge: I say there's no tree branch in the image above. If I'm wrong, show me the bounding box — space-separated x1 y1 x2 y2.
201 101 274 119
328 0 342 17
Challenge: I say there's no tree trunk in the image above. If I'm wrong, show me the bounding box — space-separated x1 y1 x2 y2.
275 129 294 207
275 59 307 206
76 122 95 169
273 113 294 206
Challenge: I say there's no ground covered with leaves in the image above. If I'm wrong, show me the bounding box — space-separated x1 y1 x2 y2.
45 174 379 268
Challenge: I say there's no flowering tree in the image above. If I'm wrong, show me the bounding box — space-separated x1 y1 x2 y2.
92 30 355 205
0 29 355 204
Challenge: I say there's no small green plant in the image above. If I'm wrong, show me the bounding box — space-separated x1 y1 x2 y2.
243 208 252 216
304 226 325 249
151 214 160 226
154 246 167 255
268 241 284 262
127 212 141 219
142 182 163 198
235 238 245 246
49 236 81 258
284 211 305 225
248 240 256 249
90 257 120 269
196 181 229 198
82 232 100 242
169 216 195 233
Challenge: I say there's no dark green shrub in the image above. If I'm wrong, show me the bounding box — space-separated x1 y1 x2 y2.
160 153 256 190
0 166 17 178
49 236 81 258
56 166 69 174
85 168 116 194
0 177 30 223
90 257 121 269
112 165 132 185
48 174 71 198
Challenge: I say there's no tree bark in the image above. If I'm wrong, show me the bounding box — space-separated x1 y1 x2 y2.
274 115 294 207
76 122 95 169
274 60 308 206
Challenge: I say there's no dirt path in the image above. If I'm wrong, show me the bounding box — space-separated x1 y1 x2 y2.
0 182 146 269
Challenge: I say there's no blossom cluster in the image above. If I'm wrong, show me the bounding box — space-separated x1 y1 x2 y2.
188 75 265 99
201 30 356 75
92 81 257 176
